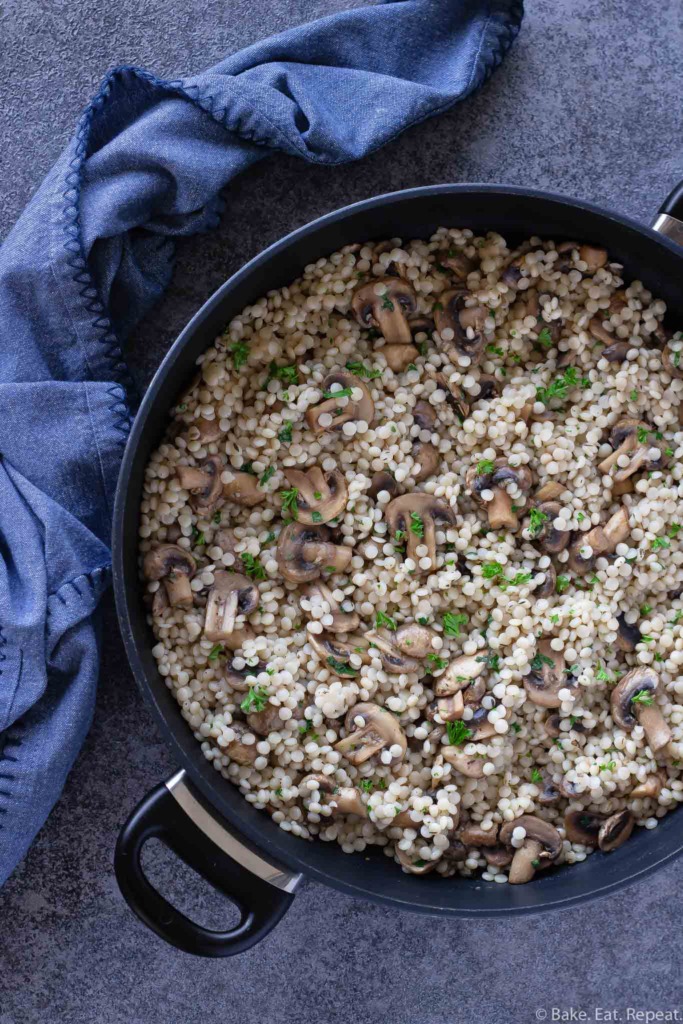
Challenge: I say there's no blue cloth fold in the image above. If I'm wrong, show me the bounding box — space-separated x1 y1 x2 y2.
0 0 522 885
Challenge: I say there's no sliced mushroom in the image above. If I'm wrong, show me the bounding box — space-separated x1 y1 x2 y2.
434 653 486 697
579 245 608 274
476 375 500 401
395 848 436 875
214 527 239 556
598 810 634 852
435 289 487 365
305 581 359 634
364 628 420 674
500 815 562 884
334 702 407 766
528 500 570 554
436 248 475 281
563 809 604 846
307 629 370 672
458 822 499 847
610 667 671 754
221 626 256 652
484 847 513 869
143 544 196 608
385 493 456 570
277 523 351 583
413 400 438 432
382 344 420 373
299 775 368 818
537 774 561 805
599 419 667 482
352 277 417 345
534 481 567 502
466 458 533 531
368 470 399 501
283 466 348 525
443 748 485 778
223 471 266 508
544 713 562 739
631 769 666 799
501 252 526 287
177 456 223 515
394 622 438 658
412 441 441 482
523 640 566 708
305 371 375 433
616 612 642 653
224 723 259 767
429 369 471 423
223 659 267 692
204 571 259 642
246 703 283 737
567 506 630 575
534 562 557 600
464 702 507 741
193 416 223 443
427 691 464 723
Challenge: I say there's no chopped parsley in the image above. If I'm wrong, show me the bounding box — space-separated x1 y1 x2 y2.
410 511 425 538
207 644 224 661
376 611 397 630
259 466 275 487
530 768 543 784
510 722 522 734
327 657 358 676
229 340 250 370
599 760 617 772
323 386 354 400
537 327 553 348
266 362 298 387
481 562 531 589
629 389 638 401
240 552 266 581
426 653 448 671
446 720 472 745
530 652 554 671
345 360 382 380
640 603 652 616
381 294 395 311
240 686 269 713
535 367 589 406
556 575 571 594
652 537 670 551
212 510 222 525
311 511 323 523
669 524 681 538
280 487 299 519
631 689 654 706
596 664 611 682
443 612 468 637
359 779 374 793
278 421 293 444
476 459 495 475
486 344 505 357
191 527 205 546
528 507 548 537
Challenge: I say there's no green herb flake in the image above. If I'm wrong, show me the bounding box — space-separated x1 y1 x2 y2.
240 686 269 713
529 507 548 537
259 466 275 487
323 386 354 400
531 652 555 671
278 421 293 444
530 768 543 784
311 511 323 523
327 656 358 676
446 720 472 745
631 689 655 706
537 327 553 348
629 389 638 401
668 524 681 538
280 487 299 519
443 612 469 637
510 722 522 734
376 610 397 631
240 552 267 581
207 644 224 662
426 653 448 671
652 537 670 551
381 294 395 311
410 511 425 538
345 360 382 380
556 575 571 594
191 527 205 546
359 779 374 793
230 340 250 370
476 458 495 475
599 760 617 772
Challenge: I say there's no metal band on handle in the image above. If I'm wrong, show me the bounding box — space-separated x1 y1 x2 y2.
652 212 683 247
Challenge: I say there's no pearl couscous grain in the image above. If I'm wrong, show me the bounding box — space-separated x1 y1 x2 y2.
139 229 683 883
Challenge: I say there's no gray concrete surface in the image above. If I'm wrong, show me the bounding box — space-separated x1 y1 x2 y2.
1 1 683 1022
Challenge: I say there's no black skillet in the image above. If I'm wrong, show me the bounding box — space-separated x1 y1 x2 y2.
113 182 683 957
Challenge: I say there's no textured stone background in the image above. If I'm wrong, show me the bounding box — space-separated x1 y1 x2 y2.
1 1 683 1022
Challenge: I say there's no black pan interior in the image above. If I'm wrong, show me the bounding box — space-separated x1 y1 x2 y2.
113 185 683 915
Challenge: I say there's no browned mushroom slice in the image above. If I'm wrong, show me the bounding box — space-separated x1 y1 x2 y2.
663 341 683 379
299 775 368 818
277 523 351 584
534 481 567 502
499 816 562 884
283 466 348 525
579 245 608 273
408 316 435 339
334 702 407 766
534 563 557 600
223 471 266 508
385 493 456 570
527 500 570 553
564 809 604 846
616 612 641 652
436 248 475 281
382 344 420 373
193 416 223 443
304 581 359 634
364 629 420 674
610 667 671 755
598 809 634 852
466 457 533 531
307 630 370 672
434 289 487 365
394 622 438 658
523 640 566 708
223 659 267 692
484 847 514 869
427 368 470 423
476 375 500 401
413 400 438 432
443 748 484 778
501 252 526 287
224 723 259 767
597 419 666 481
434 654 486 697
246 703 283 737
567 506 630 575
429 692 465 722
177 455 223 515
631 768 666 799
352 277 417 344
305 370 375 433
458 822 499 847
412 441 441 482
395 847 436 875
368 470 399 501
204 571 259 642
143 544 197 608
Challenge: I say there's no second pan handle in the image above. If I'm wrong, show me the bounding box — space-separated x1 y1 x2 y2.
652 181 683 246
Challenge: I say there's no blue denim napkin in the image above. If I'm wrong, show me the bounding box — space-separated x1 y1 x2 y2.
0 0 522 884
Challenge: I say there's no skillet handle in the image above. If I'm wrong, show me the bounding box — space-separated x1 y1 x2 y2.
653 181 683 246
115 771 302 957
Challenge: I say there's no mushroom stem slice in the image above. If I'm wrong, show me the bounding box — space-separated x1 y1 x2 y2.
352 277 417 344
635 704 672 755
176 465 211 491
334 703 407 766
284 466 348 525
165 572 194 607
487 488 518 530
382 344 419 373
434 654 485 697
508 839 544 884
203 572 258 642
443 749 484 778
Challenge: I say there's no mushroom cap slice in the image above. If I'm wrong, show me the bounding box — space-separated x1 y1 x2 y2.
413 400 438 431
204 571 259 642
299 775 368 818
564 809 604 846
500 815 562 884
598 809 634 852
458 822 499 847
284 466 348 525
352 276 417 345
368 470 399 501
412 441 441 482
305 371 375 434
484 847 514 868
364 629 420 674
579 244 608 273
429 370 471 423
277 523 351 583
616 612 641 652
177 455 224 515
382 344 420 373
395 847 436 875
246 703 283 737
385 492 456 570
534 562 557 600
435 289 486 365
307 629 370 671
523 640 567 708
394 622 437 658
223 659 267 693
466 458 532 532
610 667 671 753
434 653 485 697
224 723 260 767
529 500 570 554
143 544 196 608
335 702 407 766
223 471 266 508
